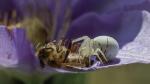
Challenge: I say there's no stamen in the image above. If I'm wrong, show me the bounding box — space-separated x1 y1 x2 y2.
51 0 61 39
0 13 2 25
11 10 17 25
4 12 8 26
57 0 72 39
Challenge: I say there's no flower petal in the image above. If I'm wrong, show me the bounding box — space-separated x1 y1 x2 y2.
67 11 142 47
72 0 108 19
72 0 149 19
103 0 150 13
12 28 36 71
0 25 18 68
0 0 15 12
117 10 150 63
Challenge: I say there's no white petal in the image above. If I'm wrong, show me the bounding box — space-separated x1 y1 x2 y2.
117 10 150 64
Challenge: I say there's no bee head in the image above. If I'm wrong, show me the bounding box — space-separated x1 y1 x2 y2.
37 42 56 62
37 41 67 67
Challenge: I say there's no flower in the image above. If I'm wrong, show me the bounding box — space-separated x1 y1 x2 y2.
0 26 36 72
0 0 150 74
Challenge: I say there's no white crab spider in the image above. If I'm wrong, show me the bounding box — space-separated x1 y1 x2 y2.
72 36 119 65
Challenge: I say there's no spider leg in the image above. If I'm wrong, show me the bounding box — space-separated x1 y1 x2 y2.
72 36 95 67
72 36 90 43
78 54 82 64
95 48 108 64
72 36 91 51
72 36 92 56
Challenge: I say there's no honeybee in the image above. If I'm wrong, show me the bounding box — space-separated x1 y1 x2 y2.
36 41 67 68
36 36 119 69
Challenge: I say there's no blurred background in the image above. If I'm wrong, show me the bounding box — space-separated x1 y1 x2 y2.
1 63 150 84
0 0 150 84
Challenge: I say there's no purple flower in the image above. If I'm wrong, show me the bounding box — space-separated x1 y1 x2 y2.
0 0 150 73
0 26 36 72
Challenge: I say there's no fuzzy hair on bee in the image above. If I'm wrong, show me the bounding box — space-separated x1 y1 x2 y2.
36 41 68 68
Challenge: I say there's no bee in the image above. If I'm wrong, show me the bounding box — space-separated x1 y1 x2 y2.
36 36 119 69
36 41 67 68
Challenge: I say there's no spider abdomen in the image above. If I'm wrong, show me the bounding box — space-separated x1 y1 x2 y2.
93 36 119 61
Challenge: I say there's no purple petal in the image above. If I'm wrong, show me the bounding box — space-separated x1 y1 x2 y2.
72 0 108 19
103 0 150 13
12 28 36 71
66 11 143 47
0 26 18 67
72 0 150 20
117 10 150 63
0 0 15 12
67 12 121 39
